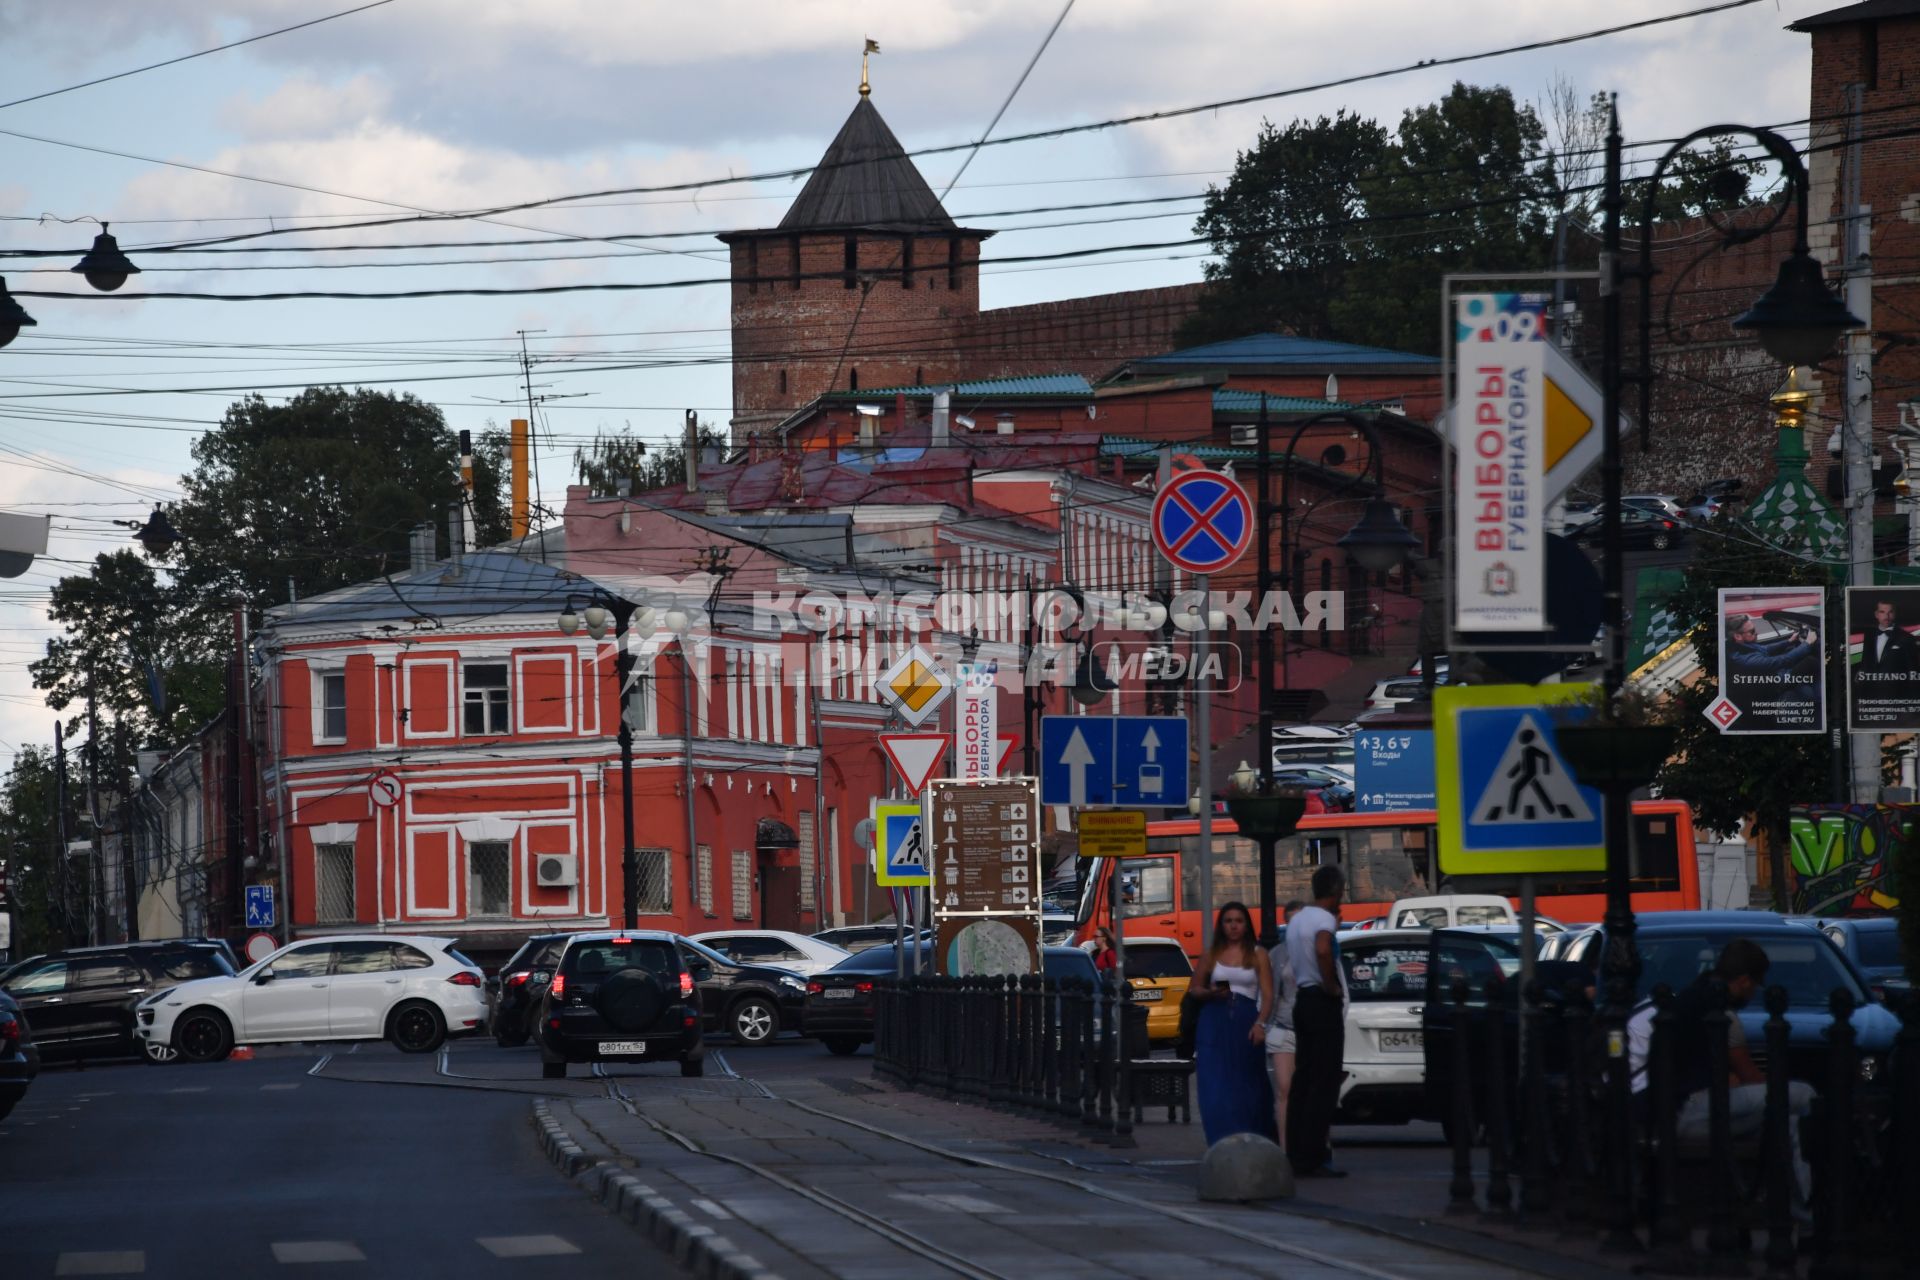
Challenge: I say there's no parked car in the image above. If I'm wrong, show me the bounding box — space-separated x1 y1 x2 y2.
0 990 40 1122
1384 894 1517 930
813 924 925 954
690 929 850 977
1270 724 1355 772
1623 493 1687 522
1121 936 1193 1043
534 931 705 1079
804 944 1098 1056
487 932 574 1047
1336 927 1470 1124
136 935 485 1063
1273 769 1355 813
2 941 235 1065
1683 478 1746 523
1805 917 1907 994
1569 504 1687 552
674 937 810 1047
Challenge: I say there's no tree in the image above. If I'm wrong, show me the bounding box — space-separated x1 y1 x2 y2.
0 746 70 954
575 423 728 495
468 427 515 547
1629 140 1762 225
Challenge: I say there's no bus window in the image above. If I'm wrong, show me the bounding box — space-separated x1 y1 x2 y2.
1178 836 1263 911
1122 857 1176 918
1346 826 1434 906
1529 814 1679 898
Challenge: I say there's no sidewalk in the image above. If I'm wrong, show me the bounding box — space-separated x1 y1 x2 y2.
533 1058 1630 1280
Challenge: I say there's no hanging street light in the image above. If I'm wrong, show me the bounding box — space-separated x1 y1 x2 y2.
0 278 36 349
1732 248 1864 368
71 223 141 293
133 506 180 558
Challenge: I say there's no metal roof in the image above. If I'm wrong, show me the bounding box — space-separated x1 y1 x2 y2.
1790 1 1920 30
821 373 1093 401
266 550 587 628
1134 333 1439 368
774 96 959 233
1211 390 1365 415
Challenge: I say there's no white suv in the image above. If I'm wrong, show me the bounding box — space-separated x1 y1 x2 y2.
135 935 486 1062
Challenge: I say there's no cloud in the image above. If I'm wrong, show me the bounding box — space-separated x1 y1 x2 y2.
218 73 391 141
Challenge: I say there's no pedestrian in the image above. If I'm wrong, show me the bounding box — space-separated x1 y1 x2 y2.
1286 864 1348 1177
1090 926 1119 974
1266 900 1305 1149
1626 939 1814 1201
1192 901 1275 1145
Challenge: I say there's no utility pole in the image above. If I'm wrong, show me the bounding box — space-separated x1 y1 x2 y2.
53 721 69 946
1842 82 1879 804
86 678 103 944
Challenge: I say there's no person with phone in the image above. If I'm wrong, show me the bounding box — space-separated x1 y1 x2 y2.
1191 902 1275 1145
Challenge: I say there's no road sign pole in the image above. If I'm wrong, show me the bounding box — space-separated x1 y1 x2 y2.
1196 573 1214 945
1109 841 1135 1148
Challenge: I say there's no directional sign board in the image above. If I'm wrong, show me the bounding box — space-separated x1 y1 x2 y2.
1434 684 1604 875
1151 469 1252 574
927 776 1042 915
1353 730 1436 813
874 799 930 887
1039 714 1188 808
245 884 276 929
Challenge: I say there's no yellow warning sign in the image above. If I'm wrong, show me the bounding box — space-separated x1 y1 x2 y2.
1077 809 1148 858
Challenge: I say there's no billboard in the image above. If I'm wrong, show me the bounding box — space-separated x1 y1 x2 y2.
1847 586 1920 731
1708 587 1824 735
1453 293 1547 631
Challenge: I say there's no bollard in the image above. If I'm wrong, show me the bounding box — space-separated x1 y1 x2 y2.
1519 979 1554 1220
1811 988 1858 1280
1446 979 1477 1215
1703 978 1746 1262
1481 988 1514 1220
1761 985 1795 1277
1647 984 1687 1256
1560 983 1596 1228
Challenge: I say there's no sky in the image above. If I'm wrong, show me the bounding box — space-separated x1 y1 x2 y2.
0 0 1851 755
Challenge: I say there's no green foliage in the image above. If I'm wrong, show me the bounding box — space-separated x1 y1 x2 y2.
0 746 70 954
468 427 515 547
1628 141 1762 225
575 423 727 495
1897 824 1920 981
1183 83 1551 354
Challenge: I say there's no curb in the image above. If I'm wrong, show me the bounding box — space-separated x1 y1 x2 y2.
530 1099 782 1280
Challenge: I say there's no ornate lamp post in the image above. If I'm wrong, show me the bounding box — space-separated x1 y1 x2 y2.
560 591 656 929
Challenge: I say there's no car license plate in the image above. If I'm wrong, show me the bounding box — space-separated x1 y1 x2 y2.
1378 1030 1423 1051
824 988 856 1000
1131 988 1164 1002
599 1041 648 1055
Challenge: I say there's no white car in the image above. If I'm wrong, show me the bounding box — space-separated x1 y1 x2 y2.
1383 894 1516 930
135 934 486 1062
1333 928 1437 1124
689 930 850 977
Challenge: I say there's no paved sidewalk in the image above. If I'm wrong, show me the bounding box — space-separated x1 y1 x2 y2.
537 1057 1622 1280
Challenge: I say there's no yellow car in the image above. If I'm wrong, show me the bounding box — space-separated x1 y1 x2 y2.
1122 937 1194 1043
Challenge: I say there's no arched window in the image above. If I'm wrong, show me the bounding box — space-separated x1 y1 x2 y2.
849 368 859 391
778 369 788 395
843 235 858 289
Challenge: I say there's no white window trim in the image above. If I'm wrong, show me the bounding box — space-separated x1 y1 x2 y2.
460 660 513 737
311 666 349 745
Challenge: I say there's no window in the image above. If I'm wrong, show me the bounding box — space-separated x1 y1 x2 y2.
469 841 511 917
1120 855 1175 919
1340 942 1430 1001
777 369 788 396
746 238 759 294
843 234 858 288
947 235 962 290
270 945 334 980
331 940 400 974
147 948 232 981
696 844 714 915
70 957 141 990
319 672 347 742
315 843 355 924
798 811 816 913
900 234 914 287
731 850 754 920
849 367 859 391
390 945 433 970
463 663 510 735
636 847 671 913
6 960 68 996
1123 944 1193 980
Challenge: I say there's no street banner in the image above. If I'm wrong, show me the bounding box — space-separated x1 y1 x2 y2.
1453 293 1547 631
1708 587 1824 735
1847 586 1920 731
954 662 998 780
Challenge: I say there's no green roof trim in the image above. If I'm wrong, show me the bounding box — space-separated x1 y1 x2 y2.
1211 390 1365 415
820 373 1092 401
1744 424 1845 562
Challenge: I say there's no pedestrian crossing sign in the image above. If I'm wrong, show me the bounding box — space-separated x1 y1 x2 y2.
1435 684 1606 875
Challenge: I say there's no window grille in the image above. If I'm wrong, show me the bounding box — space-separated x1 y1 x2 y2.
731 850 753 920
696 844 713 915
634 847 671 914
315 843 356 923
797 811 816 912
469 841 511 917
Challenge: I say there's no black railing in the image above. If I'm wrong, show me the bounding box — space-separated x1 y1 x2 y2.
1441 976 1920 1271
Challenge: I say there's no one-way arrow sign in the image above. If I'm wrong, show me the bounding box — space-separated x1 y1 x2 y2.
1038 715 1188 808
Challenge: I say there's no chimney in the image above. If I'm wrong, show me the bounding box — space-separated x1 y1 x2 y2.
451 427 476 553
684 409 700 493
408 521 436 573
931 389 951 448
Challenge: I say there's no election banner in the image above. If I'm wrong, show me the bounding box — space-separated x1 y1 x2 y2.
1453 293 1547 631
954 662 999 780
1847 586 1920 731
1707 587 1825 735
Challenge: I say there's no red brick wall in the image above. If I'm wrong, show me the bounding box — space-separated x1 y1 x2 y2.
953 284 1206 381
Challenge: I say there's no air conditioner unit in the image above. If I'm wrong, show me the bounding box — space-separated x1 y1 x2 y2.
535 854 578 887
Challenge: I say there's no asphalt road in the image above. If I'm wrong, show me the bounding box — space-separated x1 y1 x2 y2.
2 1043 652 1279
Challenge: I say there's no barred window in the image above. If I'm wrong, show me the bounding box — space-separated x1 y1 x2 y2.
797 811 816 913
731 850 753 920
635 847 671 914
696 844 714 916
469 841 511 917
315 843 355 923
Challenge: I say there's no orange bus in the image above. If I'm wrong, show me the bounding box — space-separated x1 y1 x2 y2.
1073 800 1700 957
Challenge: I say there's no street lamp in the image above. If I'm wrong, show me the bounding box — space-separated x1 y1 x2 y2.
559 588 653 929
0 278 36 349
1222 758 1305 943
70 223 141 293
132 506 180 559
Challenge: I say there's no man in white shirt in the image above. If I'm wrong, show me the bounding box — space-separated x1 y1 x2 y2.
1285 864 1347 1177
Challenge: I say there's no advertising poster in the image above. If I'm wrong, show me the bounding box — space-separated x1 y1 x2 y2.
1847 586 1920 731
1709 587 1824 735
1453 293 1547 631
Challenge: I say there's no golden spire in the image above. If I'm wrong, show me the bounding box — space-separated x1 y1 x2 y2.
1771 365 1812 430
860 38 880 96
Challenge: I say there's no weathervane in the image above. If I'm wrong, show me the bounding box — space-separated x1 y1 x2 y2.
860 38 880 96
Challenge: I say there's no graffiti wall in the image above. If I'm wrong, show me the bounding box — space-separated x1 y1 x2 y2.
1786 804 1905 916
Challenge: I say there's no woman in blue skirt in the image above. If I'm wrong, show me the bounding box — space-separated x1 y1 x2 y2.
1191 901 1276 1145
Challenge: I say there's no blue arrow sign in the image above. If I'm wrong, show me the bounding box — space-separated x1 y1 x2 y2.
1040 715 1188 808
245 884 276 929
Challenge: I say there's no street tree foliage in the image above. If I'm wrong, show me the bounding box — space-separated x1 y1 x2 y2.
1628 140 1763 225
0 746 68 954
574 423 728 495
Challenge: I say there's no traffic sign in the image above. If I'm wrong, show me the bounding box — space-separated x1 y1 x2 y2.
927 776 1041 917
878 733 948 798
244 931 279 964
1039 714 1188 808
955 662 998 779
874 800 930 887
369 771 402 808
1077 809 1148 858
1151 469 1252 574
874 644 953 727
1434 684 1604 875
1353 730 1436 813
245 884 276 929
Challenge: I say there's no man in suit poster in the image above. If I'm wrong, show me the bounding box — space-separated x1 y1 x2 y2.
1848 587 1920 730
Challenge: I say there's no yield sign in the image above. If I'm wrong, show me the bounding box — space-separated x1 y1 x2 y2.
1151 469 1252 574
879 733 948 797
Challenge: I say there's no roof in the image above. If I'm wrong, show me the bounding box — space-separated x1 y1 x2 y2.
774 96 961 233
1790 1 1920 30
266 550 586 628
1131 333 1440 370
819 373 1093 402
1211 389 1365 415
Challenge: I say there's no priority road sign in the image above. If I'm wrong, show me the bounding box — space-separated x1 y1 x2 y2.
1434 684 1604 875
874 644 953 727
874 800 930 887
245 883 276 929
1039 714 1188 808
1151 469 1252 574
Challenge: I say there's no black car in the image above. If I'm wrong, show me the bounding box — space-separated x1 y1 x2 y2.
804 943 1100 1057
678 938 810 1048
534 931 705 1079
487 932 573 1047
1 990 40 1121
1569 504 1687 552
0 941 235 1065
